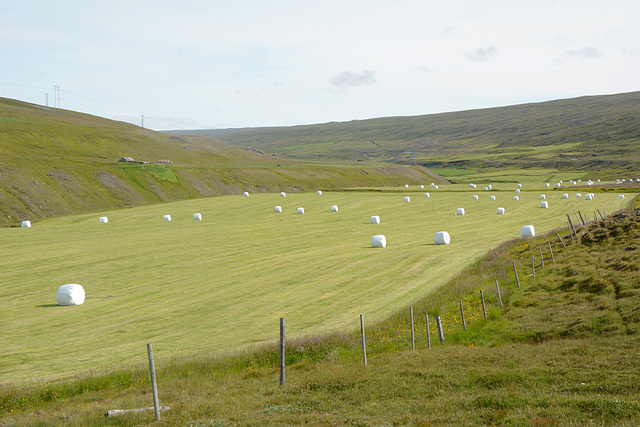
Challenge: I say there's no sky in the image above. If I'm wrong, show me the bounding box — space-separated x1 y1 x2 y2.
1 0 639 130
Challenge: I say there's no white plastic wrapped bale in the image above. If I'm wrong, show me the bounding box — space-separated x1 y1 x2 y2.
490 195 496 201
515 189 520 193
556 183 562 187
469 183 475 188
517 183 522 188
297 207 304 214
434 185 439 189
576 193 582 198
56 284 85 306
563 194 569 199
370 215 381 224
473 195 479 200
545 183 550 187
404 184 409 188
619 195 625 198
513 196 519 201
163 215 171 221
585 193 594 200
331 205 339 212
243 191 249 197
434 231 451 245
497 207 505 215
404 196 410 202
420 185 424 189
275 206 282 213
317 190 323 195
540 194 546 199
456 208 465 215
193 213 202 220
520 225 535 237
488 185 492 189
371 235 386 248
21 220 31 228
99 216 108 223
484 187 489 191
540 201 549 208
280 192 286 197
424 193 430 198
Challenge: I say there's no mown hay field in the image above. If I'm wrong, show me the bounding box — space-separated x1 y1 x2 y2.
0 184 629 383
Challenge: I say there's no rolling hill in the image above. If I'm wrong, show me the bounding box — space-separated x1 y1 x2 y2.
0 98 445 227
172 91 640 174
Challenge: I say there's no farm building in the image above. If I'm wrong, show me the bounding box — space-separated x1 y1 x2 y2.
118 156 135 162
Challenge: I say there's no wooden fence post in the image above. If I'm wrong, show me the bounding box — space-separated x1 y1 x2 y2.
280 318 286 385
459 300 466 330
548 242 555 263
556 232 567 250
410 307 415 351
425 314 431 349
481 289 487 320
513 261 520 288
436 316 445 344
495 280 503 309
360 314 367 366
532 254 536 278
147 344 161 421
539 247 545 269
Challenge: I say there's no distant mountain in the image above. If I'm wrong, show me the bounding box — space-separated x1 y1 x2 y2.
0 98 445 227
171 92 640 173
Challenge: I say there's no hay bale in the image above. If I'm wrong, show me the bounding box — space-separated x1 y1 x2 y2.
434 185 439 189
331 205 339 212
163 215 172 221
497 207 505 215
585 193 594 200
371 235 386 248
484 186 489 191
517 183 522 188
473 195 479 200
540 195 546 199
576 193 582 198
424 193 430 198
404 184 409 188
540 201 549 208
243 192 249 197
99 216 108 223
490 195 496 200
275 206 282 213
193 213 202 220
456 208 465 215
513 196 519 200
317 190 322 195
370 215 381 224
420 185 424 189
280 192 286 197
520 225 535 237
545 183 550 187
515 189 520 193
618 195 625 198
562 194 569 199
434 231 450 245
488 185 492 189
56 284 85 306
297 207 305 214
404 196 410 202
556 183 562 187
21 220 31 228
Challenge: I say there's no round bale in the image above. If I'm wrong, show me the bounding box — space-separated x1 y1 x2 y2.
317 191 323 195
520 225 535 237
193 213 202 220
540 201 549 208
371 235 386 248
562 194 569 199
456 208 465 215
280 192 286 197
99 216 108 223
56 284 85 306
514 196 519 201
473 195 479 200
297 207 304 214
331 205 339 212
275 206 282 213
370 215 381 224
497 207 505 215
434 231 451 245
21 220 31 228
404 196 410 203
424 193 430 198
163 215 171 221
490 195 496 201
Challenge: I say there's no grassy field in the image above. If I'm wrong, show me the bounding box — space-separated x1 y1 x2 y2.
1 183 630 384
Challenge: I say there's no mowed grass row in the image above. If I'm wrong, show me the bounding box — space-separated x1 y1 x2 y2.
0 186 629 383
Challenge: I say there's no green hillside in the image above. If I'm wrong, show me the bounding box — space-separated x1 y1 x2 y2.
0 98 446 227
174 91 640 174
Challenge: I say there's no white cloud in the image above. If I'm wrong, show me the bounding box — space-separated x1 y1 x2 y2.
561 47 603 60
464 46 497 62
329 70 377 88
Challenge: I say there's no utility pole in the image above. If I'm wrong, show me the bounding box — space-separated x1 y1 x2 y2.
141 114 144 129
54 86 60 110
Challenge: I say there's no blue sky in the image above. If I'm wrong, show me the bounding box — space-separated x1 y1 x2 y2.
1 0 638 130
